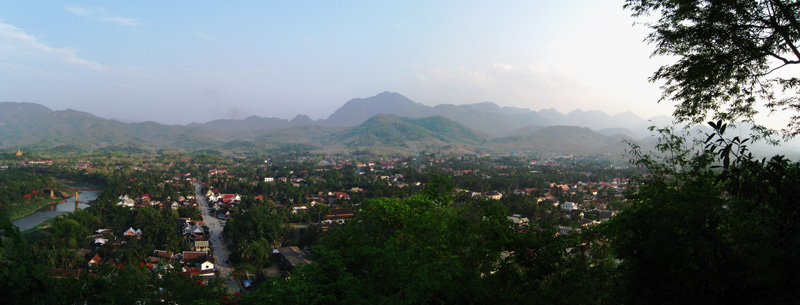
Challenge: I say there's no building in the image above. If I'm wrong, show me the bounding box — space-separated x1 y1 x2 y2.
278 246 313 272
560 201 579 210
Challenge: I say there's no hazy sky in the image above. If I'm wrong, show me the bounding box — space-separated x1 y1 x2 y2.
0 1 677 125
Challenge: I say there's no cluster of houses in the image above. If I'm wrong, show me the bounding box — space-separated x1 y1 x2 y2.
451 177 626 232
23 160 54 166
157 250 217 278
218 158 628 236
203 183 356 231
311 157 407 170
116 194 198 210
91 227 142 249
467 191 503 200
204 188 240 219
74 162 92 170
84 221 218 279
208 169 229 176
87 249 217 279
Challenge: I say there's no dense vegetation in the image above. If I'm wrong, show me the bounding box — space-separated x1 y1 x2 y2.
1 1 799 304
607 123 800 304
0 155 230 305
241 181 615 305
0 125 798 304
624 0 800 137
0 169 64 220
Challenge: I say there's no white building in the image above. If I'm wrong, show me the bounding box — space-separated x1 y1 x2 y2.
560 201 578 210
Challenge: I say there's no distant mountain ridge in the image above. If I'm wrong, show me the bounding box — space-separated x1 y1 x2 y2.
188 91 670 138
493 126 633 154
319 91 671 137
326 114 490 148
3 92 796 157
0 100 644 156
0 102 220 152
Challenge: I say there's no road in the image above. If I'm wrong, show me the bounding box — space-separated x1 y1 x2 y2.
194 183 241 294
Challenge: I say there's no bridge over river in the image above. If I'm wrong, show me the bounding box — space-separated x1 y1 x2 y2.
43 188 103 204
13 189 101 231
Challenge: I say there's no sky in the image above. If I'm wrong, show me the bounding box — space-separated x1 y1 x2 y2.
0 1 679 125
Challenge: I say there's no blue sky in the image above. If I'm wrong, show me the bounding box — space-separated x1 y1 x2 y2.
0 1 677 124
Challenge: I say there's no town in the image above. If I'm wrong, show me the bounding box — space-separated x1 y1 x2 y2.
1 150 637 303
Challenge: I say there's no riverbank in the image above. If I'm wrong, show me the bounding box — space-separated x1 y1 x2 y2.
12 190 99 232
22 213 63 234
5 180 74 221
7 196 67 221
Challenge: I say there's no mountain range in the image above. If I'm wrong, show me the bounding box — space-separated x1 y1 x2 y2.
191 91 672 138
7 91 792 157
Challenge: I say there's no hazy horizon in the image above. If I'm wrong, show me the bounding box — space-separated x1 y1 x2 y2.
3 91 674 126
0 1 682 125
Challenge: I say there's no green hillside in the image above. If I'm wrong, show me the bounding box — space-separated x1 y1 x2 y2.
493 125 631 154
407 115 490 145
0 102 634 156
326 114 488 149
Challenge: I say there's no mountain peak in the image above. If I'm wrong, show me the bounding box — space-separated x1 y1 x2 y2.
376 91 403 98
463 102 501 112
291 114 312 121
289 114 315 126
323 92 427 126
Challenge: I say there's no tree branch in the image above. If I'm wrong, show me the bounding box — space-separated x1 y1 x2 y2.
770 0 800 61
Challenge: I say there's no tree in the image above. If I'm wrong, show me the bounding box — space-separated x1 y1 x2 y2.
608 124 800 304
243 195 509 304
238 238 273 268
0 211 49 304
626 0 800 137
243 185 618 305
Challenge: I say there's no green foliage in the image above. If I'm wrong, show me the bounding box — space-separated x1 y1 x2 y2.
0 210 50 305
192 150 223 159
238 238 274 268
190 152 224 164
177 205 202 220
625 0 800 137
409 115 489 145
607 123 800 304
420 174 455 206
329 114 488 149
243 189 616 305
224 203 284 264
0 210 25 260
93 144 151 155
133 206 187 253
0 170 61 220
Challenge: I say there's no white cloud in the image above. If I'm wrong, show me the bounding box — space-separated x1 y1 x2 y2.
410 60 605 112
64 5 139 26
64 6 100 16
491 63 517 72
100 17 139 26
414 64 496 86
196 33 215 40
0 22 105 71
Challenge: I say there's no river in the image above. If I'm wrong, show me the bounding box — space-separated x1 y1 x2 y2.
12 189 100 231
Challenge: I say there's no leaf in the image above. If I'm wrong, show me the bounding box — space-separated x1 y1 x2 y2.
705 133 716 144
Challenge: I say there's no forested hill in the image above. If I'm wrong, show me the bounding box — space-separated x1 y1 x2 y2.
0 101 636 156
325 114 490 147
190 92 670 138
0 102 219 153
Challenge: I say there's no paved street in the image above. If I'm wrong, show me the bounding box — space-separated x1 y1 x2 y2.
194 183 241 294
